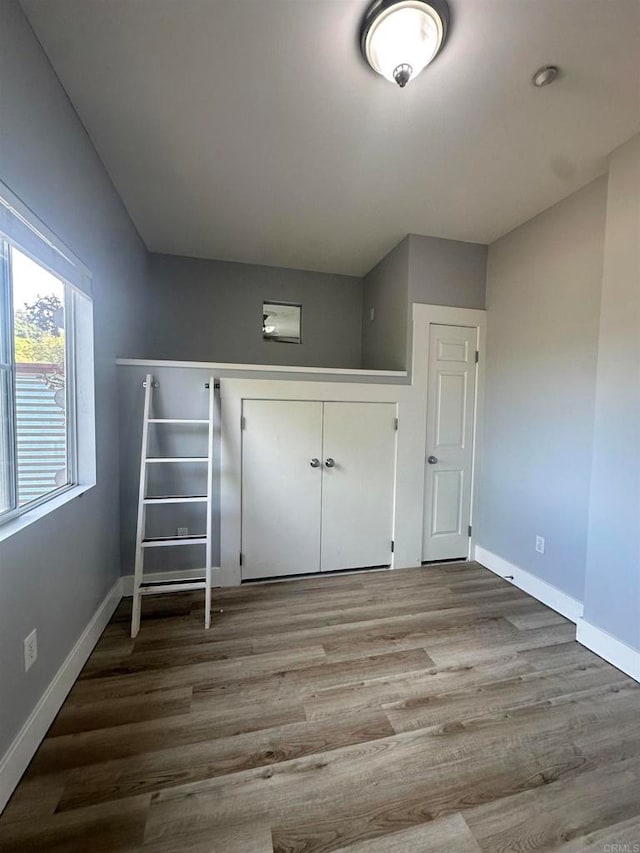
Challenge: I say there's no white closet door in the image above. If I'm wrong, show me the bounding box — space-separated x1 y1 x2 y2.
422 324 477 562
241 400 322 580
320 402 396 572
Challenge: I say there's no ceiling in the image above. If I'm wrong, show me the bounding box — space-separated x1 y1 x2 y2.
21 0 640 276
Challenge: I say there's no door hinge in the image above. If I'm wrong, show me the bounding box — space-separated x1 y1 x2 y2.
241 415 246 430
475 350 479 363
239 552 243 566
391 540 395 552
394 417 398 431
468 525 472 537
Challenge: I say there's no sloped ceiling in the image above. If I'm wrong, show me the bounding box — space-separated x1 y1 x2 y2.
21 0 640 275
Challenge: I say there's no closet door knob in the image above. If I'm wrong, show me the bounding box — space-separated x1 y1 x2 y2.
309 458 320 468
428 455 438 464
325 458 335 468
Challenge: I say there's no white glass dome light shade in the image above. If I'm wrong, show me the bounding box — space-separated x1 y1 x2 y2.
361 0 448 87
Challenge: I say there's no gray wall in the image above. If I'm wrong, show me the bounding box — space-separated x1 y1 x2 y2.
477 176 608 602
361 234 487 371
147 253 363 369
583 135 640 648
406 234 487 367
361 238 410 371
407 234 487 309
0 0 150 759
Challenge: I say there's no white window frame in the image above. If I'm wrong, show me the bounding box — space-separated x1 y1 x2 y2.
0 181 95 541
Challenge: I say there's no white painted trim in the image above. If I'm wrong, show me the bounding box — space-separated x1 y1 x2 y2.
0 578 122 814
121 568 221 596
577 619 640 683
468 328 485 562
474 545 583 624
0 178 92 283
412 304 487 329
412 305 487 562
116 358 407 379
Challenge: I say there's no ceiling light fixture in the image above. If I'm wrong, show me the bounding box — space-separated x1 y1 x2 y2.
532 65 559 87
360 0 449 88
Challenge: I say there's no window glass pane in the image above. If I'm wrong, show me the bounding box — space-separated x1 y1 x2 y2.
10 245 69 506
0 368 13 513
0 242 9 365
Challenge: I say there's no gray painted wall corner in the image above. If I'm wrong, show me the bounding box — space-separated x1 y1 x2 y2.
405 233 487 367
407 234 487 309
583 135 640 649
476 175 608 603
361 237 410 371
361 232 487 372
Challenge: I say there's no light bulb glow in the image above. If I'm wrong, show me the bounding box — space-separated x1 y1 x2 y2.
363 1 446 87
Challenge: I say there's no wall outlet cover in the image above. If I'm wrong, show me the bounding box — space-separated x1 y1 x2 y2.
24 628 37 671
535 535 545 554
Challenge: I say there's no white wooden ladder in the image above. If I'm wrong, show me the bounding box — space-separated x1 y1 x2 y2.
131 373 215 638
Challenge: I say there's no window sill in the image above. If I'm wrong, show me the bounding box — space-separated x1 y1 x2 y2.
0 483 95 545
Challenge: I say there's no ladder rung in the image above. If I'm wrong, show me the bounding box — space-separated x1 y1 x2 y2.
139 579 207 594
148 419 209 424
144 495 208 504
142 535 207 547
145 457 208 463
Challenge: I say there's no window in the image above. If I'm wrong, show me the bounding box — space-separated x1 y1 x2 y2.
0 184 94 528
262 301 302 344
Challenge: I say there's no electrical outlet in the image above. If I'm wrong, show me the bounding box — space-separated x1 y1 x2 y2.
535 535 545 554
369 307 375 321
177 527 189 537
24 629 37 672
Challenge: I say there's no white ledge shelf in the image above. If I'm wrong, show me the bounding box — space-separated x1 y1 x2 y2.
116 357 407 378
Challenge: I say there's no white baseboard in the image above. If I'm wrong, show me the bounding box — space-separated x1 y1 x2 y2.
0 577 122 814
474 546 583 624
577 619 640 682
121 568 221 597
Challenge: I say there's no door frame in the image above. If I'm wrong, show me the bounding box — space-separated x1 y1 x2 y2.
412 304 487 563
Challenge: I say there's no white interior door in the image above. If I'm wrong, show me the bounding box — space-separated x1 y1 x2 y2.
422 325 477 562
241 400 322 580
321 402 396 572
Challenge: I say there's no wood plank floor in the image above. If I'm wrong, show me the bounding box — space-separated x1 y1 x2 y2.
2 561 640 852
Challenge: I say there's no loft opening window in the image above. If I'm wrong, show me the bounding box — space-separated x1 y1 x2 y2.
262 301 302 344
0 184 94 529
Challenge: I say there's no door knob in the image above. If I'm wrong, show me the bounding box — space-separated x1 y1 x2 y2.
310 458 320 468
325 458 335 468
427 455 438 464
